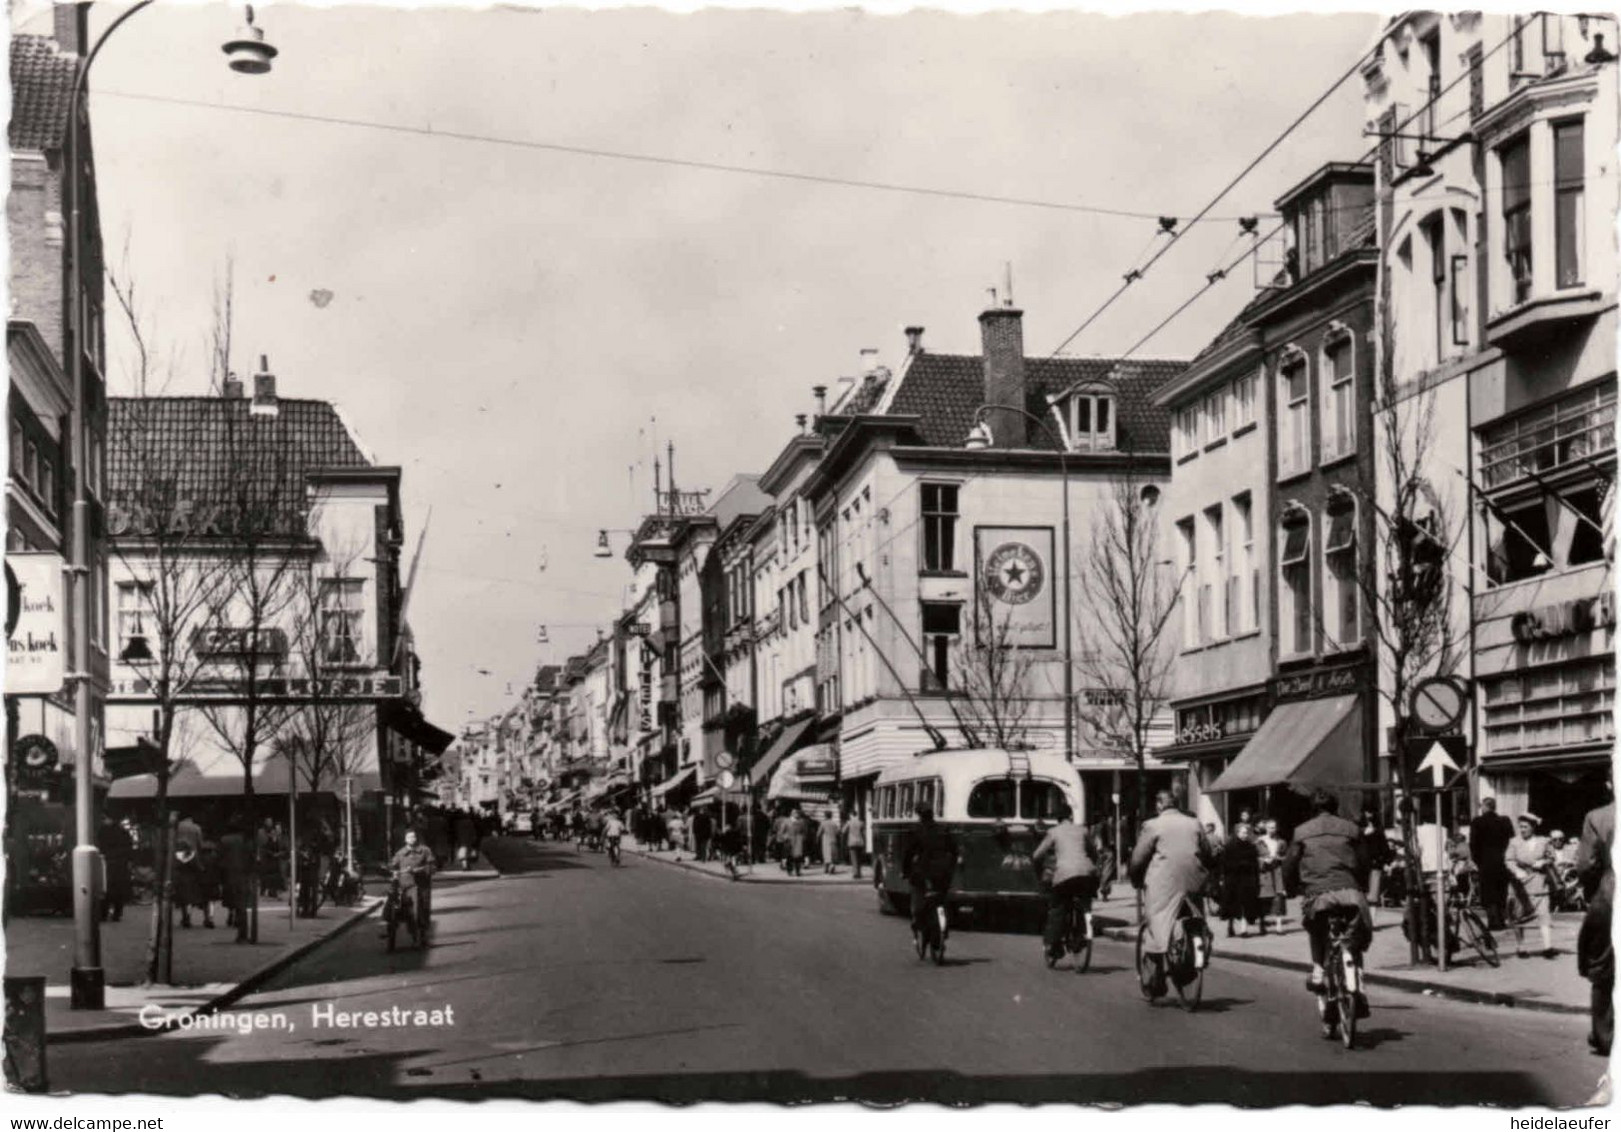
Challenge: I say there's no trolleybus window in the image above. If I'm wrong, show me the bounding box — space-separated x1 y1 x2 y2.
1021 780 1067 822
899 782 915 816
966 778 1017 820
917 778 938 813
880 786 895 819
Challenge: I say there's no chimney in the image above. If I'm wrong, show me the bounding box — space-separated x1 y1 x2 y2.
54 3 88 56
859 347 879 377
795 413 808 435
813 385 827 417
904 326 925 355
979 304 1026 447
250 354 278 417
222 371 244 399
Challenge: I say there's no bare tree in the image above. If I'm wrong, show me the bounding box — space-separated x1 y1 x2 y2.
1071 469 1182 871
106 262 235 985
952 598 1037 751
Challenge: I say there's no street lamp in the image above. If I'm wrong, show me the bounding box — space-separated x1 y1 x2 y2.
65 1 277 1010
964 403 1074 768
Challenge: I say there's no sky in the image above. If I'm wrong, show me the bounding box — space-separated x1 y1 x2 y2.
20 1 1380 730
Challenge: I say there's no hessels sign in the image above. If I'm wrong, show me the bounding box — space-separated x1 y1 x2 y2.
1178 721 1224 746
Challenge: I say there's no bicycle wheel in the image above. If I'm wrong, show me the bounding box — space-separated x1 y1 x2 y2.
1461 909 1501 968
1173 926 1205 1012
384 897 398 953
1336 964 1358 1049
1070 907 1093 973
1135 924 1156 999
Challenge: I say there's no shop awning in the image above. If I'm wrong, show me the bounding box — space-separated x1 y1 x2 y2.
109 762 383 800
651 764 697 799
691 787 750 808
747 718 814 788
381 702 456 756
1205 695 1362 794
768 746 839 802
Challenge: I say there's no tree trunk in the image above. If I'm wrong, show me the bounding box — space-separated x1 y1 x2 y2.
143 768 169 985
1389 713 1429 964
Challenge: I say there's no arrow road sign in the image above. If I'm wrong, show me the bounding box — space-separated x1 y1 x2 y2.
1415 740 1461 788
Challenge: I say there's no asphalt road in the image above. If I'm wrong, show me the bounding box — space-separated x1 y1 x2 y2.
48 837 1607 1106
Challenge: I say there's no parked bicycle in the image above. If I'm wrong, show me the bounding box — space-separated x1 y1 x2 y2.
1317 906 1370 1048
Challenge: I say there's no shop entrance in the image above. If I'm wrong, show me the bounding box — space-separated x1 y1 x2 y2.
1527 763 1613 841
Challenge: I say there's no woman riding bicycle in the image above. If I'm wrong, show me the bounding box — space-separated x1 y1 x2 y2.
1031 803 1100 965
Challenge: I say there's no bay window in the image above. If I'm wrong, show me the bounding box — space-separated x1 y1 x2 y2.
1501 134 1533 305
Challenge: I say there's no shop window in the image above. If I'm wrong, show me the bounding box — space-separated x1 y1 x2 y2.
1021 780 1067 822
921 483 959 572
1484 657 1615 756
1324 495 1360 647
920 601 960 691
1279 511 1313 657
1501 134 1533 305
1555 119 1585 289
967 778 1017 820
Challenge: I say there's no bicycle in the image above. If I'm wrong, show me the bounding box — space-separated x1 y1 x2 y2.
1317 906 1369 1049
1045 887 1094 973
605 836 622 867
1445 882 1501 969
1135 895 1212 1010
383 870 429 952
913 889 948 965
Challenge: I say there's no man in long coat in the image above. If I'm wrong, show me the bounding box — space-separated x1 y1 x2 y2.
1577 797 1614 1057
1129 789 1213 997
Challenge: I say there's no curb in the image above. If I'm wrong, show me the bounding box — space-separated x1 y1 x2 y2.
46 897 385 1045
1091 916 1587 1016
628 847 866 887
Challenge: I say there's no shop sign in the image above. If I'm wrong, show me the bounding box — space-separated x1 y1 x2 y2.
109 672 403 702
5 554 65 695
974 526 1057 649
1510 594 1616 644
191 626 289 659
13 734 59 789
638 643 656 733
1177 721 1225 746
1271 663 1363 703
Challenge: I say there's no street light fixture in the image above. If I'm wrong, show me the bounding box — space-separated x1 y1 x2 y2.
64 1 278 1010
964 403 1075 767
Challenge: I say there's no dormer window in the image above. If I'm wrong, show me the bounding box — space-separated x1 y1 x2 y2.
1067 389 1116 452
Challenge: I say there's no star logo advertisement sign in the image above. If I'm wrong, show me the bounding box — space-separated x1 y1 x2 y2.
975 526 1057 649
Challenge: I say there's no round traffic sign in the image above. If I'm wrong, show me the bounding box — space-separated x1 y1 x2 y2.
715 751 735 771
1409 676 1468 734
717 769 736 790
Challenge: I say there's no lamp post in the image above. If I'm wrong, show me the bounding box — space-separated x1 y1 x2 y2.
964 404 1074 768
64 1 277 1009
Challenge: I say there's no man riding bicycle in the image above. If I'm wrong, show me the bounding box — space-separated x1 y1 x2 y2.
1129 789 1213 998
902 802 957 948
602 809 625 863
1282 788 1373 1018
389 828 436 940
1031 802 1099 964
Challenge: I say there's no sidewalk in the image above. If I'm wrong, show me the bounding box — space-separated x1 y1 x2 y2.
1089 890 1590 1015
625 838 866 885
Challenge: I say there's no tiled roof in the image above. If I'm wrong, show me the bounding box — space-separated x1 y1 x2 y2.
840 370 890 415
106 396 371 515
10 35 75 152
886 353 1181 453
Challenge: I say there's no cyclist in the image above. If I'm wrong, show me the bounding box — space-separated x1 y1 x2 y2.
1282 788 1372 1019
1129 788 1214 997
1031 802 1100 965
603 809 626 865
389 828 436 942
902 802 957 952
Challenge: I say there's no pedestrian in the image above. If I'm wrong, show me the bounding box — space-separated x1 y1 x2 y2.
786 807 809 877
218 815 254 941
1576 794 1614 1057
1219 823 1263 937
97 814 132 923
1360 808 1391 917
843 809 866 880
772 810 791 870
818 810 842 875
692 807 714 863
666 809 687 861
1506 812 1556 958
1469 796 1515 930
454 810 478 871
1256 818 1287 935
173 813 214 929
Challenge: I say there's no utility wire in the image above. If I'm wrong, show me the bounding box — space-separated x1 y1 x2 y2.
1117 18 1525 362
95 87 1273 225
1042 38 1379 359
